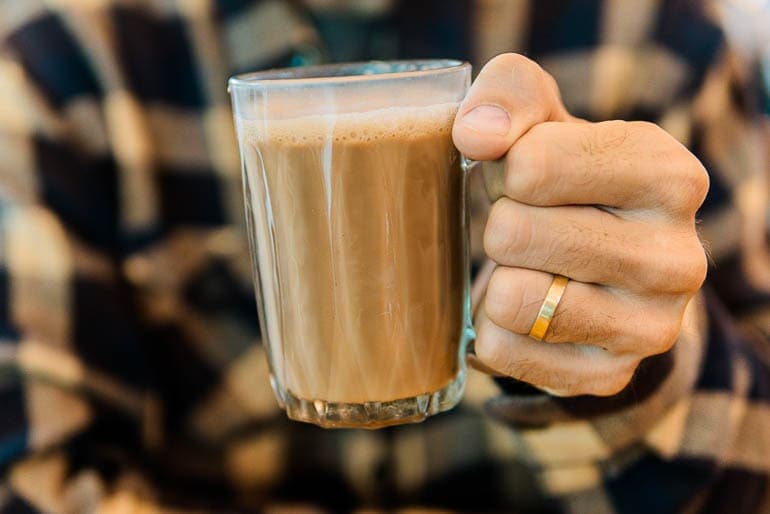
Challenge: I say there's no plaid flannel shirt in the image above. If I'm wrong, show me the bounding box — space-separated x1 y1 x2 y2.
1 0 769 512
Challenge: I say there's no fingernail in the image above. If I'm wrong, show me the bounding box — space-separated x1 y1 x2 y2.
461 104 511 136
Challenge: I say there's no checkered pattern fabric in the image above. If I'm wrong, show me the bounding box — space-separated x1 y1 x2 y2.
0 0 768 512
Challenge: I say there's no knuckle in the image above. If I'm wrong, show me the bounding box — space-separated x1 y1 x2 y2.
483 201 532 263
646 231 708 294
483 202 510 260
585 120 631 157
647 260 678 294
513 359 563 391
657 319 682 353
474 333 503 371
630 120 676 160
488 52 544 79
672 239 709 293
639 310 682 355
629 120 663 136
542 71 561 98
506 130 550 198
485 269 526 333
628 121 671 147
563 345 638 396
657 155 709 217
588 375 632 397
484 53 551 120
680 242 709 292
631 122 710 215
678 160 710 214
485 270 519 325
474 326 519 376
583 360 638 396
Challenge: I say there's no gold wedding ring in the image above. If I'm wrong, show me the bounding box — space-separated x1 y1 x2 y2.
528 275 570 341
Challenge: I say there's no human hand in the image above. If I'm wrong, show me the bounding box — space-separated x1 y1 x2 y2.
453 54 709 396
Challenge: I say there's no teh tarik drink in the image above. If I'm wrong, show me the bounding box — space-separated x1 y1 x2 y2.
229 61 473 428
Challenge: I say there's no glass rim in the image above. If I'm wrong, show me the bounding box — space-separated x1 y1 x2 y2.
228 59 470 90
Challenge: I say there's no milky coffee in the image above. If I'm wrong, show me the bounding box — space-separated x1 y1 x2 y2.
240 103 465 405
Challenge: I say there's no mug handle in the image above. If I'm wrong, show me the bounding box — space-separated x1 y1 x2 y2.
460 156 505 320
461 157 507 377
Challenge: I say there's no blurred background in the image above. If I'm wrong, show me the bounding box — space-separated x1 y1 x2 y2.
0 1 769 513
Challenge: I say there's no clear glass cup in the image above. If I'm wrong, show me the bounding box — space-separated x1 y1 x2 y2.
229 60 474 428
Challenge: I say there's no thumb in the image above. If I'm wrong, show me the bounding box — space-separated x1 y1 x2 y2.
452 53 570 161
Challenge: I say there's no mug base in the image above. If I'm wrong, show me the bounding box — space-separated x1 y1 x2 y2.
278 368 466 429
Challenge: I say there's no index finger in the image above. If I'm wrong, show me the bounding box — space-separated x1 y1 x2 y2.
486 120 709 216
452 53 571 161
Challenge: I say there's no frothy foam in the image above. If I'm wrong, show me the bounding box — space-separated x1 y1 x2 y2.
239 102 459 146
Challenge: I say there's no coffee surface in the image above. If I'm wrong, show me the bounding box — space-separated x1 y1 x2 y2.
240 103 465 403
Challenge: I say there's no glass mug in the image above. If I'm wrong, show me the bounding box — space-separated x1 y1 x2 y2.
229 60 474 428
